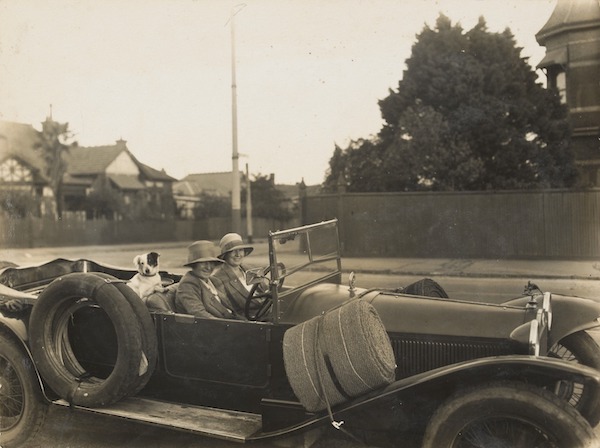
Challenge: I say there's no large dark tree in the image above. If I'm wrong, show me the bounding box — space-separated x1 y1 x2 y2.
35 118 77 217
327 15 576 192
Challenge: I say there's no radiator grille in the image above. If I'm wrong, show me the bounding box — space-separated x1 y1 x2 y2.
392 337 515 378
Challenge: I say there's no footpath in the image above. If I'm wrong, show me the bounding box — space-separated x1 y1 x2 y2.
245 240 600 281
337 255 600 281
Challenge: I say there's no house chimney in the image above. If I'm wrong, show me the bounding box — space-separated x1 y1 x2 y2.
116 138 127 147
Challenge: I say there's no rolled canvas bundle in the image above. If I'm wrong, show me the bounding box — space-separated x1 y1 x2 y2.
283 299 396 412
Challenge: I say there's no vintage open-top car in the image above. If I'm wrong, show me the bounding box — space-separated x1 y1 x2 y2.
2 219 600 447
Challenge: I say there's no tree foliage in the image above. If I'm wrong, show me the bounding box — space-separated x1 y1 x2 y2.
326 15 576 192
192 174 294 221
35 119 77 217
243 174 294 221
0 190 41 218
193 192 231 219
84 181 124 220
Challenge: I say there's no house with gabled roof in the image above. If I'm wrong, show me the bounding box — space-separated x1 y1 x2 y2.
63 139 177 218
0 121 54 216
0 120 177 219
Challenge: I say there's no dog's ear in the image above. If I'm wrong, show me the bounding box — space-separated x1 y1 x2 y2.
133 255 142 267
147 252 160 266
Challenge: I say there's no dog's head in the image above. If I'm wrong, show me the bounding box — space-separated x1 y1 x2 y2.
133 252 160 276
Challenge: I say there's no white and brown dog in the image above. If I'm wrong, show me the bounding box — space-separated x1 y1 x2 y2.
128 252 165 302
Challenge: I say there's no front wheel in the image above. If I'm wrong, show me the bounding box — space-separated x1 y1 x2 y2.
0 332 49 447
549 330 600 426
422 381 596 448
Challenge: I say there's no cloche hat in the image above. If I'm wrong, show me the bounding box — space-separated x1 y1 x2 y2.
184 240 225 267
218 233 254 259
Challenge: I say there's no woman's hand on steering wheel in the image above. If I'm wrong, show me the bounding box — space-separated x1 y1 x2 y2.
244 262 286 321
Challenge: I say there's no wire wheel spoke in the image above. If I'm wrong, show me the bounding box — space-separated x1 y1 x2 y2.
458 418 557 448
548 343 584 406
0 357 25 428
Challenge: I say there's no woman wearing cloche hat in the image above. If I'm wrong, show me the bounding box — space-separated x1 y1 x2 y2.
212 233 261 316
174 240 245 320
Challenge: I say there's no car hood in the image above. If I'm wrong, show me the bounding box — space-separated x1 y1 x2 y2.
281 283 529 340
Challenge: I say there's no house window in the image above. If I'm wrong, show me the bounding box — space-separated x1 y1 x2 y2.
556 71 567 104
547 66 567 104
0 158 33 182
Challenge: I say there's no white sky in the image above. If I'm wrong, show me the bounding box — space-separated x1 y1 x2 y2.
0 0 556 185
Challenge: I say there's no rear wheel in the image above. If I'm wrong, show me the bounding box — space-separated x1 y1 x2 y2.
549 331 600 426
0 332 48 447
422 381 596 448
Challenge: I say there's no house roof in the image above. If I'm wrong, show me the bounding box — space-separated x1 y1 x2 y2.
138 163 177 182
108 174 146 190
176 171 246 197
65 145 124 175
66 142 177 182
62 173 93 186
174 170 321 199
0 121 47 180
536 0 600 44
173 180 204 196
275 183 322 198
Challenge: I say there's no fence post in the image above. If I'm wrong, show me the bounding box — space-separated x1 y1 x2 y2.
336 173 346 255
298 179 307 226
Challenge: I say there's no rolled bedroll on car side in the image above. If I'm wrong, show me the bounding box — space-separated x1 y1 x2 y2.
28 272 157 407
283 298 396 412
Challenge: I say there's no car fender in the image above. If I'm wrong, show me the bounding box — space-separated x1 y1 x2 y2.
0 314 51 402
330 355 600 424
503 294 600 346
0 312 28 341
254 355 600 440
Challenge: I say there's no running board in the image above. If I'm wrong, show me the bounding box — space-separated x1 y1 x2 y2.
53 397 262 442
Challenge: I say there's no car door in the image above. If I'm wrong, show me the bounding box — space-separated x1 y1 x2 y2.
159 313 272 388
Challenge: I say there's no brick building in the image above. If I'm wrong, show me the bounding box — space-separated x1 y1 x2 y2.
536 0 600 187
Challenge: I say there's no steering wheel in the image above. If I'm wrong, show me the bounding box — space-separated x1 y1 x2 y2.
244 262 286 321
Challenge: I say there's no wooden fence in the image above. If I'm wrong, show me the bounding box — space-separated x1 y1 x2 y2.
300 189 600 259
3 189 599 259
0 216 297 249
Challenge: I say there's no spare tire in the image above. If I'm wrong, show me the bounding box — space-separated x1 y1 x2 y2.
402 278 448 298
93 273 158 395
29 273 145 407
283 299 396 412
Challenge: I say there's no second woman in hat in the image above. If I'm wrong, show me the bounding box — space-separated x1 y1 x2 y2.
212 233 260 316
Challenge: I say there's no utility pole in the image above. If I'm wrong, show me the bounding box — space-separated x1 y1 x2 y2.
230 5 243 234
246 163 253 243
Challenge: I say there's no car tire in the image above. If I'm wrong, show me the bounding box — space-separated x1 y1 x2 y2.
93 273 158 395
0 331 49 448
421 381 596 448
549 330 600 426
29 273 144 407
402 278 448 298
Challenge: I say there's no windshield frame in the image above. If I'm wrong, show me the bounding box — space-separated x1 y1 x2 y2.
267 219 342 323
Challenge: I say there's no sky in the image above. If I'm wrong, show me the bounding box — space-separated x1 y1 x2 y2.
0 0 557 185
